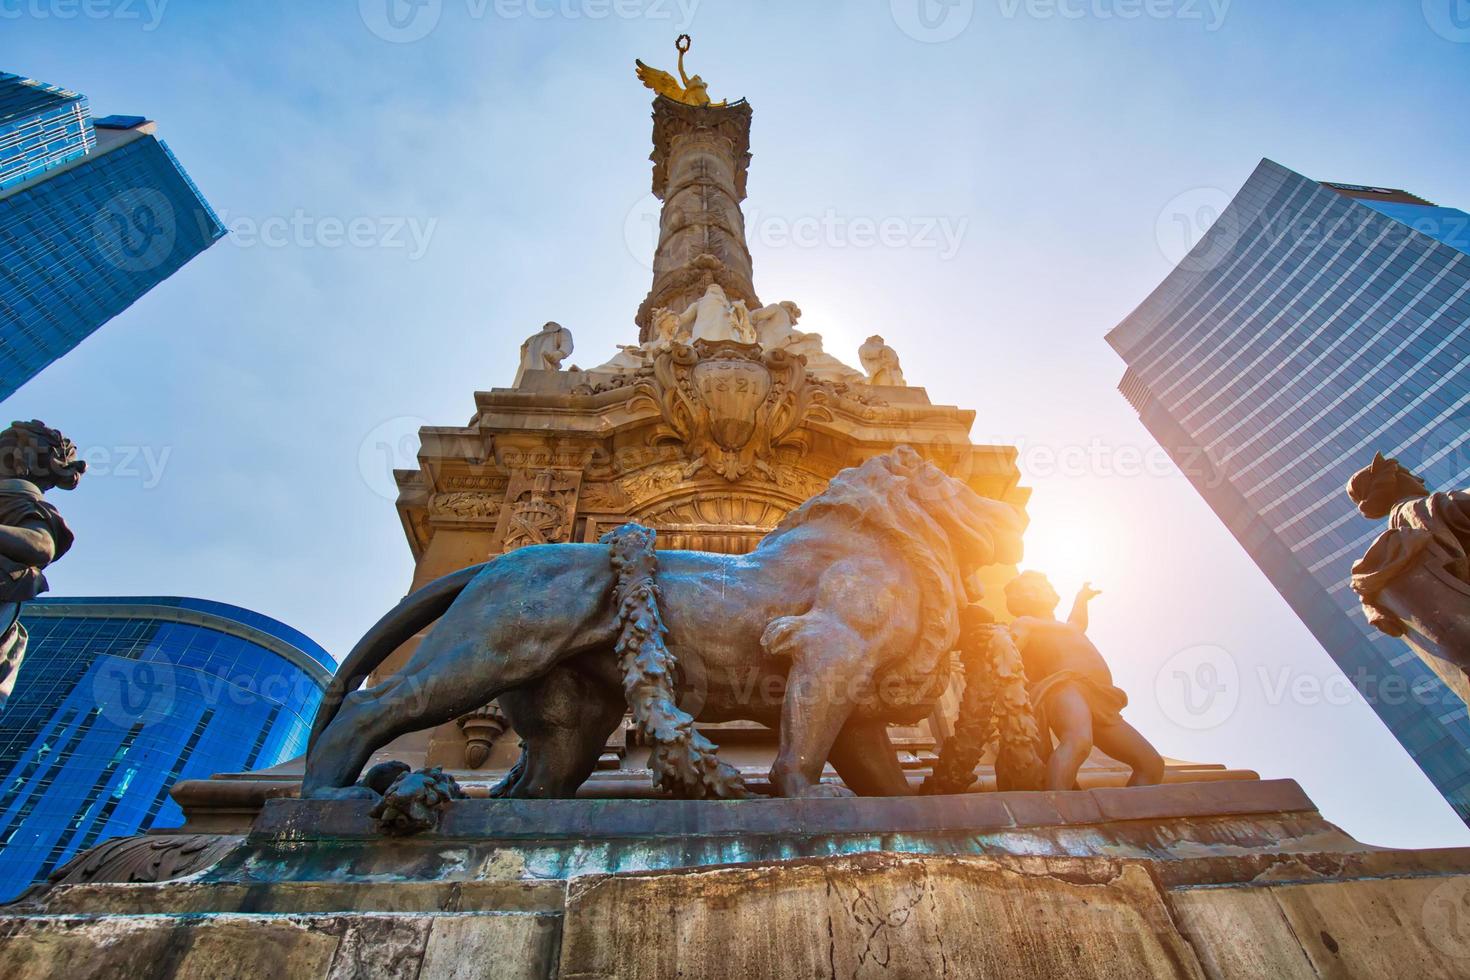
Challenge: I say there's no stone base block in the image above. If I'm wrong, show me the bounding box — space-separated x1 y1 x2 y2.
4 780 1470 978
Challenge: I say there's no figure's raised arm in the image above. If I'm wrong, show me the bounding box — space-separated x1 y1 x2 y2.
1068 582 1102 631
676 33 692 86
675 299 699 331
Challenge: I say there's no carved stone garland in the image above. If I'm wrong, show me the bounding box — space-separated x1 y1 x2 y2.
602 522 748 799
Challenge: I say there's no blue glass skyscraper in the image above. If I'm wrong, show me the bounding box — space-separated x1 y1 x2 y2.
0 73 94 192
0 597 333 901
1109 159 1470 823
0 72 225 401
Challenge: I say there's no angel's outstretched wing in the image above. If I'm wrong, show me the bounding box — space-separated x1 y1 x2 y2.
635 59 684 101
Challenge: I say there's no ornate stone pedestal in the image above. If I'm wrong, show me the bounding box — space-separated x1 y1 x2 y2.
7 780 1470 978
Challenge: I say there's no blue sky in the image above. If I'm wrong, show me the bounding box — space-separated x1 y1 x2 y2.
5 0 1470 847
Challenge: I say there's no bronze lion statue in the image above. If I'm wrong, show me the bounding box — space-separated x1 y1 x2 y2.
304 447 1026 801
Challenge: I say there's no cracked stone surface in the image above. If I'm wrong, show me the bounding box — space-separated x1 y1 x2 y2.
558 852 1206 979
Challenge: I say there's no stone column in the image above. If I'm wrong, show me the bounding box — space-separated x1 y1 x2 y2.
635 96 760 342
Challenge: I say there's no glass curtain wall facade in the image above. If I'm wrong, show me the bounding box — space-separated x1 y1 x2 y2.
1108 158 1470 823
0 597 333 901
0 72 94 192
0 93 224 400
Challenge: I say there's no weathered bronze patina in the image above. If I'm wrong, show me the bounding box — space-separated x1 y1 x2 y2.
303 447 1026 803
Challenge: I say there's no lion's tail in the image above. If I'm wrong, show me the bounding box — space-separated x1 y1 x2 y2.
306 562 489 756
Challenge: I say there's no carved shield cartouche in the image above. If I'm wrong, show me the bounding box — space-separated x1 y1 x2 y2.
645 339 826 481
693 358 770 450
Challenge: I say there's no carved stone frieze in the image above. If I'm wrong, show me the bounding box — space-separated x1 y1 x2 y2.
429 491 500 522
572 368 653 396
438 475 510 492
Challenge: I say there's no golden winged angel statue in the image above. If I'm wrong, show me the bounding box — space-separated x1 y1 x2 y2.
635 34 726 108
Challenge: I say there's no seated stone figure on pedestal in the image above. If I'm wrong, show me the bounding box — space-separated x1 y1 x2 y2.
750 301 866 384
677 283 755 345
512 321 574 387
1347 452 1470 684
1004 572 1164 791
859 334 906 387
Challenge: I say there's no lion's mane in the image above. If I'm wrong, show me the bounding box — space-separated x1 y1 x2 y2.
759 448 975 681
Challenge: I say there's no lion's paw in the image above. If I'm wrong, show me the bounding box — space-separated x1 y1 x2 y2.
369 766 465 836
760 616 807 659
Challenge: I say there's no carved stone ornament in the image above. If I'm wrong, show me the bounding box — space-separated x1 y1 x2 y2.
35 833 240 891
430 491 499 521
458 701 509 769
640 339 830 482
499 469 580 551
